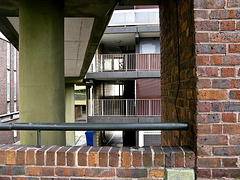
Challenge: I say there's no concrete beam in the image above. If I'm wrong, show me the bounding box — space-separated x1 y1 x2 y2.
86 71 161 80
105 25 160 34
88 116 161 123
0 17 18 49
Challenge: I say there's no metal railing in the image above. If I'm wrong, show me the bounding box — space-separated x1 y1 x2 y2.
109 8 159 26
88 99 161 116
88 53 160 72
0 122 188 148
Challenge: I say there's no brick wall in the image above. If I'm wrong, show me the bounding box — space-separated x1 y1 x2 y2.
0 145 195 179
159 0 197 148
0 120 20 144
195 0 240 179
159 0 240 179
0 39 19 115
0 39 20 144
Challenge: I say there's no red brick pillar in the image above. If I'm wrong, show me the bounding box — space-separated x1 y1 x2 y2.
159 0 197 148
195 0 240 178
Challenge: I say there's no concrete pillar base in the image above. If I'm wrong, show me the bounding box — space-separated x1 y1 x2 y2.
65 83 75 146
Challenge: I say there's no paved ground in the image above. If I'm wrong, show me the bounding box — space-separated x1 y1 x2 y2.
75 131 123 147
75 114 123 146
13 131 122 146
105 131 123 147
75 131 87 146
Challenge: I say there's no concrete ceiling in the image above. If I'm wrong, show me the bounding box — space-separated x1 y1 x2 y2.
0 0 159 81
102 31 160 45
101 25 160 52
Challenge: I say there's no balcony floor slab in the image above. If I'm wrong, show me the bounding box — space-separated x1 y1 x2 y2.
87 116 161 123
86 71 160 80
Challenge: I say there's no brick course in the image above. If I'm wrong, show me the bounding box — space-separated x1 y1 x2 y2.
0 145 195 179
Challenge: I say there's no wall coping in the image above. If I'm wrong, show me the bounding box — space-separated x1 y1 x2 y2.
0 145 195 178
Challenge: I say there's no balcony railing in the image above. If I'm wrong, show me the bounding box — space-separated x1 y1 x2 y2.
108 8 159 26
88 53 160 73
88 99 161 116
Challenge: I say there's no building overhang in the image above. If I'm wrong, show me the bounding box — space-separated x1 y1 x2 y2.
88 116 161 123
86 71 161 81
0 0 159 81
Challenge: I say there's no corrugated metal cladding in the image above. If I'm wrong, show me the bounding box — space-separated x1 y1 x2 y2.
136 79 161 99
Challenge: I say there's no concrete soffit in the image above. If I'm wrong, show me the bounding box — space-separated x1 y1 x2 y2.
0 0 119 80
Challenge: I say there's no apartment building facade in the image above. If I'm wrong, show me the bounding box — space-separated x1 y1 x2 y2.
85 6 161 146
0 36 19 143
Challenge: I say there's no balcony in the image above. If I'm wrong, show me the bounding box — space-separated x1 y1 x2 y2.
88 99 161 123
86 53 160 80
108 8 159 27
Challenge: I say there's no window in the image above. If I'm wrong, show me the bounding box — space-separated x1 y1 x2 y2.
7 70 10 102
14 49 17 102
104 84 124 97
13 48 17 70
7 43 11 113
7 43 10 69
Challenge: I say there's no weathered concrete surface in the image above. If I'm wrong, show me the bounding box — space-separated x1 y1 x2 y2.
19 0 65 145
65 83 75 146
165 169 195 180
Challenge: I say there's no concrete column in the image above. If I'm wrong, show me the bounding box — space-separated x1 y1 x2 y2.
19 0 65 145
86 86 90 117
93 131 100 146
65 83 75 146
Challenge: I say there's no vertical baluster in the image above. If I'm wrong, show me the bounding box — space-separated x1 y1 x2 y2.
126 99 128 116
102 100 103 116
148 54 150 71
101 55 103 72
135 130 139 149
149 99 151 116
126 55 128 71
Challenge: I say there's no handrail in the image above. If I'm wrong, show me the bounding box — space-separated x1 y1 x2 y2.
0 122 188 148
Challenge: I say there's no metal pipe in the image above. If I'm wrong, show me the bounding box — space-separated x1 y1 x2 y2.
37 130 41 148
0 122 188 148
0 123 188 131
135 130 139 149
